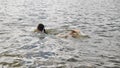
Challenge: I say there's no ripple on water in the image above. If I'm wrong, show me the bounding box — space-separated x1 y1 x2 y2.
25 51 55 59
0 0 120 68
0 52 24 67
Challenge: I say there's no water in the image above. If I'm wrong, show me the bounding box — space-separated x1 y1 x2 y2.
0 0 120 68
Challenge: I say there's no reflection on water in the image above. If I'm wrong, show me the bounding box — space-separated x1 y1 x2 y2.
0 0 120 68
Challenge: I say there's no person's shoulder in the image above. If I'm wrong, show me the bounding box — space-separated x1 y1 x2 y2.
34 29 40 32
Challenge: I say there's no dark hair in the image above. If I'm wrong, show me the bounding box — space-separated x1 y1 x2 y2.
37 24 44 31
37 24 47 34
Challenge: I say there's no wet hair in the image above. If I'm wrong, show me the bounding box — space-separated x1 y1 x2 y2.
37 24 47 34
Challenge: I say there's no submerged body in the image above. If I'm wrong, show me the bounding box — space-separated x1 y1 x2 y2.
56 29 90 38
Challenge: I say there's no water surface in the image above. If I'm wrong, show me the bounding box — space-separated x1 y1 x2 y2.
0 0 120 68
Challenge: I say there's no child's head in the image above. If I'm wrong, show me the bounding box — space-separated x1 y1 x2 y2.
37 24 45 31
69 29 80 38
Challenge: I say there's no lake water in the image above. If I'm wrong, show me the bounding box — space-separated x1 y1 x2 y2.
0 0 120 68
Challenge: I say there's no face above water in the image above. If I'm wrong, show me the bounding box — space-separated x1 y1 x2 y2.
69 30 80 38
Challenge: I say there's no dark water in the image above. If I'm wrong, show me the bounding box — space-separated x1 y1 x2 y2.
0 0 120 68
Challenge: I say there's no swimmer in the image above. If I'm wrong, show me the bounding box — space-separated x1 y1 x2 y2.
34 23 47 34
57 29 90 38
56 29 81 38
